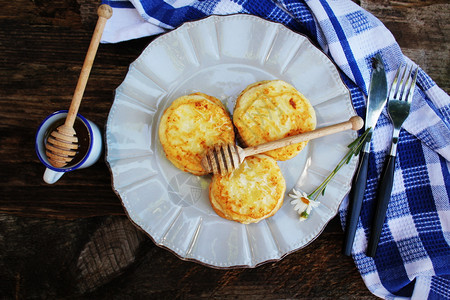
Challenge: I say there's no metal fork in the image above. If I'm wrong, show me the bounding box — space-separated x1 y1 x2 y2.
366 63 419 257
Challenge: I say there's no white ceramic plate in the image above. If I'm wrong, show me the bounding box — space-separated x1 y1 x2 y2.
106 15 358 268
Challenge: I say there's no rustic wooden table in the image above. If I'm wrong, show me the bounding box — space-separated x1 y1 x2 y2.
0 0 447 298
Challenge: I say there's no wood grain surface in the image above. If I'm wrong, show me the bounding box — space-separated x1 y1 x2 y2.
0 0 447 298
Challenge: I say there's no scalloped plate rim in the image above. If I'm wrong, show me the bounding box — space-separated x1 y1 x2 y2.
105 14 358 268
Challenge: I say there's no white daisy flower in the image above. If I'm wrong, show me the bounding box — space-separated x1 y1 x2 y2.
289 189 320 221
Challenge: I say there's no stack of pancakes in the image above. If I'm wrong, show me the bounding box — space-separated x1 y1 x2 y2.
159 80 316 224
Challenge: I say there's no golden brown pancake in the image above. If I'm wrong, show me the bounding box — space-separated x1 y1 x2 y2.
233 80 316 161
209 154 285 224
159 92 235 175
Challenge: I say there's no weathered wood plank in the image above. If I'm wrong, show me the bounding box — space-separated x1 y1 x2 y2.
0 214 375 299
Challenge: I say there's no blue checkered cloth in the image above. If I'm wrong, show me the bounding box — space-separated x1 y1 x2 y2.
101 0 450 298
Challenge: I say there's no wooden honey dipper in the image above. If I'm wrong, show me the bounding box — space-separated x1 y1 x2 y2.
201 116 364 175
45 4 112 168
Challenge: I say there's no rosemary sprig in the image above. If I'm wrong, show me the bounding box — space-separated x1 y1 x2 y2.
307 127 371 201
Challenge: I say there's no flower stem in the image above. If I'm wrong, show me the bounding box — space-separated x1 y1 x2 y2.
307 127 371 201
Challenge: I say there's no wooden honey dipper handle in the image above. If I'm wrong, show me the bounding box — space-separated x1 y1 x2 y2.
64 4 112 128
201 116 364 175
242 116 364 157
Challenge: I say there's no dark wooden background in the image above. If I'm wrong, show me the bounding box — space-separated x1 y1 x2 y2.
0 0 448 298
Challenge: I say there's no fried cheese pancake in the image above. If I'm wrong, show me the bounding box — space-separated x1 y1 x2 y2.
159 92 235 176
233 80 316 161
209 154 285 224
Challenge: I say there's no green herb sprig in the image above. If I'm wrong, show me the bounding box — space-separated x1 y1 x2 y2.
307 127 371 201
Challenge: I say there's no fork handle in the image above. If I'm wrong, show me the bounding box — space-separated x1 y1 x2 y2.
367 154 396 257
343 148 369 256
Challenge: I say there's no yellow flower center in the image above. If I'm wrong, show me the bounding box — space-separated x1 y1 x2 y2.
301 197 310 205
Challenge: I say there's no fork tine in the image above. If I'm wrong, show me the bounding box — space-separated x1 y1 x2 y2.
406 66 419 104
399 65 412 102
396 65 410 101
389 67 401 100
